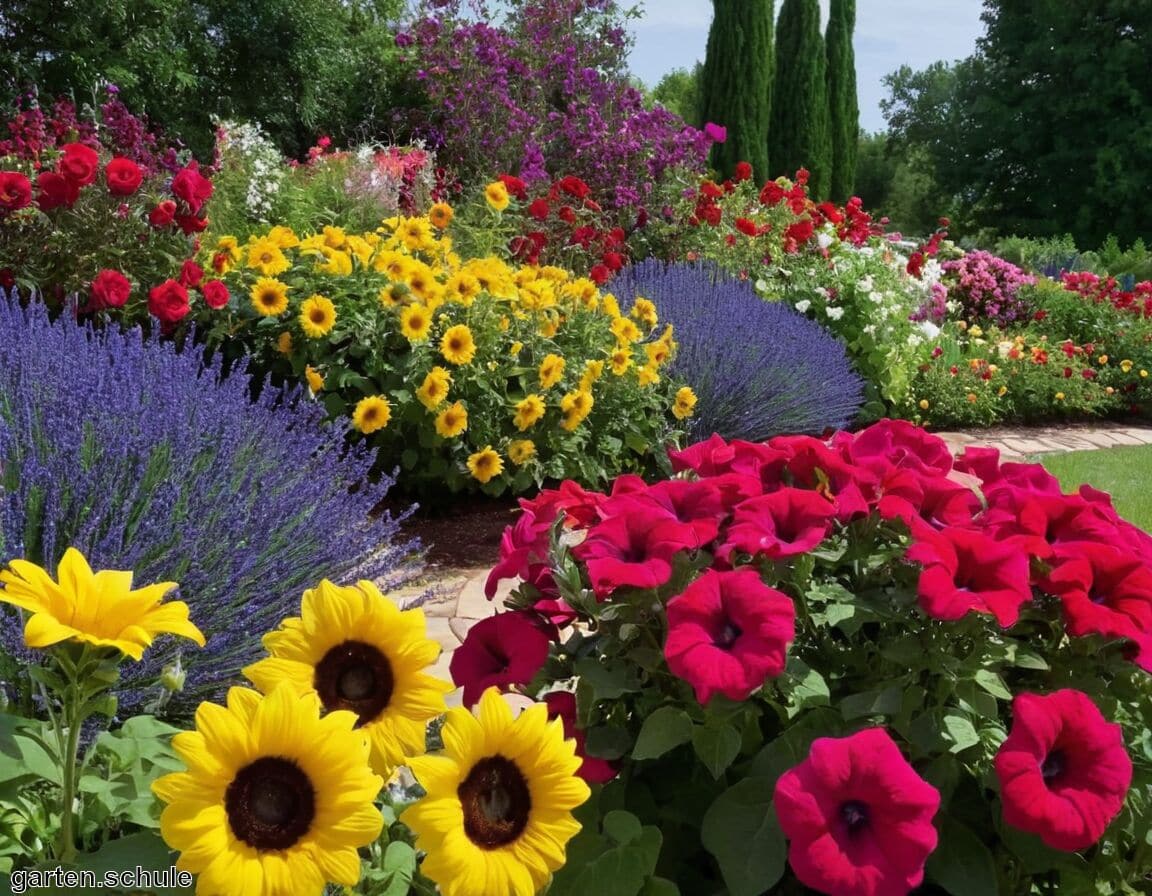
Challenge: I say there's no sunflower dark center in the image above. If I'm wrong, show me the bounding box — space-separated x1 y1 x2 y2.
1041 749 1066 782
313 640 394 726
225 757 315 850
309 309 326 323
458 755 531 849
714 622 742 648
839 800 870 833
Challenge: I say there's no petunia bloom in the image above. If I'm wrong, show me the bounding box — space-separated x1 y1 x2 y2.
718 487 836 562
573 500 700 596
995 690 1132 851
664 568 794 704
774 727 941 896
449 612 550 707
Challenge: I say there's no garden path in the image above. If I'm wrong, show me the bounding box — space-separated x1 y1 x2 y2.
388 421 1152 705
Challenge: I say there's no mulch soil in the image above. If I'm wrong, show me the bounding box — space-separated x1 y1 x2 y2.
391 493 521 569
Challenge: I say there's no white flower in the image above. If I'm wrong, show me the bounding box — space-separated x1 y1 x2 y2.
857 276 874 292
794 299 812 313
917 321 941 340
997 340 1014 357
755 278 769 292
826 306 845 321
870 290 885 304
816 232 833 250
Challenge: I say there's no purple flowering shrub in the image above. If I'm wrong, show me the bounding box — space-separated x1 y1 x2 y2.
942 250 1036 327
612 260 864 440
401 0 715 208
0 294 417 718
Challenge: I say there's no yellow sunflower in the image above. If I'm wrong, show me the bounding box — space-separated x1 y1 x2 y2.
444 272 481 306
401 688 590 896
266 225 300 249
416 366 452 410
645 340 671 367
250 278 290 317
538 354 565 389
672 386 698 420
277 331 294 356
467 446 504 484
611 317 641 345
512 395 546 431
0 548 203 660
435 401 469 438
322 225 347 249
299 294 337 338
245 237 290 277
305 365 325 394
609 347 632 376
153 684 384 896
441 325 477 366
507 440 536 465
429 202 454 230
244 580 452 778
352 395 392 434
316 247 353 277
400 304 433 342
579 359 604 392
630 297 658 329
637 363 660 387
484 181 510 212
378 282 410 308
399 217 435 252
373 250 413 281
559 390 594 432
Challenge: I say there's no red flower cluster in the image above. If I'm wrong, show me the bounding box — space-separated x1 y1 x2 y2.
1062 270 1152 318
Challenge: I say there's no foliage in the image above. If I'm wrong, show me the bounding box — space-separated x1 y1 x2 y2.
769 0 831 197
698 0 774 183
475 422 1152 894
1043 445 1152 534
399 0 717 208
611 260 863 441
941 250 1036 328
199 197 690 498
824 0 858 201
650 65 703 128
0 294 414 718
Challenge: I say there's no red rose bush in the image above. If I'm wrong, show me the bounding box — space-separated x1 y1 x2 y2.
461 418 1152 894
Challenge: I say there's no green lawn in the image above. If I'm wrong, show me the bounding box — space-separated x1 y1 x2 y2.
1039 444 1152 533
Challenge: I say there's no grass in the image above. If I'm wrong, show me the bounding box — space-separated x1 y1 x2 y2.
1038 444 1152 533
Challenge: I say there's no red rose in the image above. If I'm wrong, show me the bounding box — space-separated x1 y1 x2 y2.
558 205 577 224
147 279 190 325
200 280 230 309
58 142 100 187
497 173 527 199
733 161 752 182
734 217 758 237
0 171 33 212
171 162 213 214
527 197 550 220
556 175 590 199
89 269 132 310
175 212 208 235
149 200 177 228
36 171 80 211
104 157 144 196
601 251 624 272
178 259 204 288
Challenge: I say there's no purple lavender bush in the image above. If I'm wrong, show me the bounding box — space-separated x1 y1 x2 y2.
0 294 417 718
612 261 864 441
942 250 1036 327
400 0 715 208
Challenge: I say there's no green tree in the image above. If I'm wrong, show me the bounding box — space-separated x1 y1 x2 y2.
824 0 858 200
651 65 703 127
769 0 831 196
698 0 774 182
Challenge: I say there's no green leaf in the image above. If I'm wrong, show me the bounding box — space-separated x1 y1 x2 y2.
701 779 786 896
973 670 1013 700
70 831 192 894
1011 647 1050 670
840 684 904 721
639 878 679 896
603 810 643 846
631 707 693 761
784 658 830 712
692 723 742 780
925 816 998 896
574 658 641 702
942 712 980 754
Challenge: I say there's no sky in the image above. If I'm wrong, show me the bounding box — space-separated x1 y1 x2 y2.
627 1 987 132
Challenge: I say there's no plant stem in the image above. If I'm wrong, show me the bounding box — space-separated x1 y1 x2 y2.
56 689 83 863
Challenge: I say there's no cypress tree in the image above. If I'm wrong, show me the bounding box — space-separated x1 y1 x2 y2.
825 0 859 200
768 0 831 197
698 0 775 183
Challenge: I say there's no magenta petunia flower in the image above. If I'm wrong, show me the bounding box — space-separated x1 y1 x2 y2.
774 727 941 896
664 568 794 704
843 418 954 478
543 691 618 784
449 611 551 707
718 487 836 562
995 690 1132 851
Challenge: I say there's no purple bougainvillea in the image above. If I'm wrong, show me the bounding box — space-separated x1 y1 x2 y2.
612 261 864 441
942 251 1036 327
0 294 418 718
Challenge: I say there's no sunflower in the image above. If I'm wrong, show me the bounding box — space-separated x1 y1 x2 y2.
316 247 353 277
277 331 294 355
507 440 536 465
444 272 481 306
321 225 347 249
245 237 290 276
400 304 433 342
429 202 454 230
441 324 477 366
399 217 435 252
0 548 204 660
266 225 300 249
401 688 590 896
609 347 632 376
637 362 660 387
305 365 324 394
467 446 504 484
484 181 510 212
416 366 452 410
378 282 410 308
244 580 452 778
435 401 468 438
672 386 698 420
630 297 658 328
579 360 604 392
538 354 565 389
611 317 641 345
299 294 337 338
352 395 391 434
559 390 594 432
153 684 384 895
373 250 413 281
250 278 290 317
512 395 546 431
645 340 671 367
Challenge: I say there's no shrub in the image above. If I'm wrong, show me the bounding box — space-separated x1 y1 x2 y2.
941 250 1035 327
0 293 415 718
611 260 864 441
473 423 1152 894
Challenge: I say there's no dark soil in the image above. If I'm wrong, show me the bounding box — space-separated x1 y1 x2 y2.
386 493 521 569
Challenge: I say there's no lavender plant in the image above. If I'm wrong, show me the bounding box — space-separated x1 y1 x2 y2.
0 293 418 718
612 260 864 441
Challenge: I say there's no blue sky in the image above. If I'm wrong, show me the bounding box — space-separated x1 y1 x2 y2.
627 1 987 132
